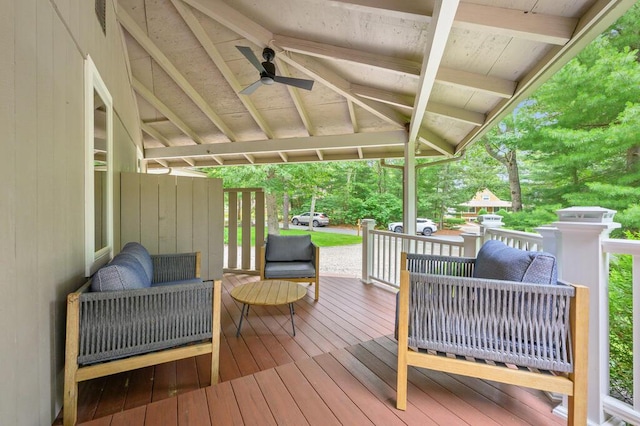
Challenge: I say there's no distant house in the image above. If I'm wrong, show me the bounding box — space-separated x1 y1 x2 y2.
460 189 512 221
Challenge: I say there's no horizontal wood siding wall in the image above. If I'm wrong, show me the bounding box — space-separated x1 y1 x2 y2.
120 173 224 281
0 0 141 424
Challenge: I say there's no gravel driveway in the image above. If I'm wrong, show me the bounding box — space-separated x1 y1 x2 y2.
319 244 362 278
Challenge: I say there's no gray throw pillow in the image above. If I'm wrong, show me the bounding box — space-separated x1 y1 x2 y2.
473 240 557 284
121 242 153 283
91 252 150 292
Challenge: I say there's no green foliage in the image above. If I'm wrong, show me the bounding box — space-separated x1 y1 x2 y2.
279 229 361 247
224 227 361 247
443 217 465 229
615 204 640 233
477 208 488 216
495 209 509 217
501 206 559 232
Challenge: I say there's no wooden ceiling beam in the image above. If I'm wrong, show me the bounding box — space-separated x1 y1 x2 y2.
408 0 459 144
117 8 236 141
347 100 359 133
132 78 204 145
276 58 314 135
170 0 274 139
282 52 407 127
183 0 272 47
275 35 516 97
145 130 408 160
328 0 576 45
141 123 172 147
418 128 454 156
351 84 485 126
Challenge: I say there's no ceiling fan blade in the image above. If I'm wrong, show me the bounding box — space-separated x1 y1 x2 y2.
239 80 263 95
274 75 314 91
236 46 266 73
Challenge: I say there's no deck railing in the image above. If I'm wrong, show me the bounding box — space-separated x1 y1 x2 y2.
365 229 464 287
601 238 640 424
362 221 541 288
485 227 544 251
223 188 264 275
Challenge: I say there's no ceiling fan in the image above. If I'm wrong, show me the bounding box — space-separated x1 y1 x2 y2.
236 46 314 95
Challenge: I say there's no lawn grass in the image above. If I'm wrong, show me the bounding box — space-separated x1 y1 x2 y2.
224 227 361 247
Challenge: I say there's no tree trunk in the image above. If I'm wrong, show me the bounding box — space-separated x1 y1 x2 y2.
282 193 290 230
627 145 640 172
484 142 523 212
484 142 522 212
505 151 523 212
266 192 279 235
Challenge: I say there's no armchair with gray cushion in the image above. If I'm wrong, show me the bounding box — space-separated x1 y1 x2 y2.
396 240 589 424
260 234 320 300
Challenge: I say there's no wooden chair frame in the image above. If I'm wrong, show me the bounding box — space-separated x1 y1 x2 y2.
63 273 221 425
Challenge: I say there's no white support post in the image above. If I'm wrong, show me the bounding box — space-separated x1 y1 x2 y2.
403 136 416 237
461 233 482 257
535 226 559 257
361 219 376 284
553 207 620 425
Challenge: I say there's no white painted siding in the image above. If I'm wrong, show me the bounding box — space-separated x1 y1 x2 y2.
0 0 141 423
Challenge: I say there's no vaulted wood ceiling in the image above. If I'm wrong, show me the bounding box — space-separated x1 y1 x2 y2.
116 0 637 169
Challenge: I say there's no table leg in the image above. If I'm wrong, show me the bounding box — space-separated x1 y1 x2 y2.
289 303 296 336
236 303 248 337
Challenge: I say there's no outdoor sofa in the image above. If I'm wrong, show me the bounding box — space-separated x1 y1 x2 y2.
63 242 221 425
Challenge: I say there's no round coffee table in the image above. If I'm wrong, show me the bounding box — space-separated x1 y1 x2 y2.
230 280 307 336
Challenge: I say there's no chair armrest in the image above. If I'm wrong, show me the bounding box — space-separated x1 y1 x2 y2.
311 243 319 271
77 280 214 364
151 252 201 283
260 244 266 279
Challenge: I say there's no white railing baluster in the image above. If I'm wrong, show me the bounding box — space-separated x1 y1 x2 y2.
601 239 640 424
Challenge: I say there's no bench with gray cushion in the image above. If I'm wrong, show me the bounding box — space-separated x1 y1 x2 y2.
396 240 589 425
260 234 320 300
63 242 221 426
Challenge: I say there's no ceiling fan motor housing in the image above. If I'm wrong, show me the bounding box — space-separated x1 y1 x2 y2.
261 60 276 84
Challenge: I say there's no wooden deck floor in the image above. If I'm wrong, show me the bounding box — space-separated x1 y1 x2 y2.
56 274 564 425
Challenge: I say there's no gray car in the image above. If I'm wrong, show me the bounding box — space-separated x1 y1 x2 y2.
291 212 329 227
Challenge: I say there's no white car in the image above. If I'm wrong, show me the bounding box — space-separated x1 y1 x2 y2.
388 218 438 236
291 212 330 227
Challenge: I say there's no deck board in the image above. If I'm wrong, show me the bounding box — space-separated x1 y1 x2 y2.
56 274 565 425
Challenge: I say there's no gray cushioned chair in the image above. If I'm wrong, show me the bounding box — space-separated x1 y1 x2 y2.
396 241 589 425
260 234 320 300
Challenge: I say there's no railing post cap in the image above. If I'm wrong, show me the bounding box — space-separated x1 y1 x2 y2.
555 206 616 223
361 218 376 225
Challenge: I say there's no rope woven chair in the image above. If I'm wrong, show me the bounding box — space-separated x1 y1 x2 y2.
64 247 221 426
396 251 589 425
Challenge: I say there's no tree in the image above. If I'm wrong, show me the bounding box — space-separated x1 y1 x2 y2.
525 26 640 211
480 109 534 212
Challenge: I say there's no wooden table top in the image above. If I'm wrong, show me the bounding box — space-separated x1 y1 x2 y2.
230 280 307 306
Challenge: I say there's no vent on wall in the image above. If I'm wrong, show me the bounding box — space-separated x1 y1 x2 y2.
95 0 106 34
